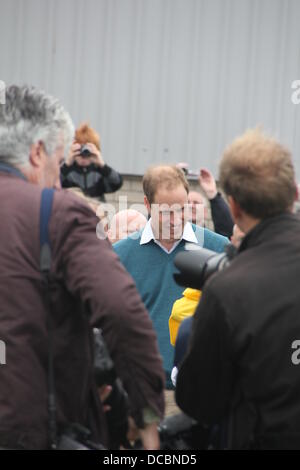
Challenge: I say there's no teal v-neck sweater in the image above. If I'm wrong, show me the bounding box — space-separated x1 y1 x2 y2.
114 225 228 388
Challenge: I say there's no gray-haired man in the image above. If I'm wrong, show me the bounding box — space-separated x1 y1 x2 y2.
0 85 164 449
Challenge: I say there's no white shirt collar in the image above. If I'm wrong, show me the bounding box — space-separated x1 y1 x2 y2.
140 219 198 254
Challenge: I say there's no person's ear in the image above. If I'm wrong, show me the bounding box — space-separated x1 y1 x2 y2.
228 196 243 221
144 195 151 215
29 141 44 168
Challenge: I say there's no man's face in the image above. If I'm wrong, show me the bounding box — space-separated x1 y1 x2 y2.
230 224 245 248
149 184 189 242
75 155 93 167
109 212 147 244
126 213 147 236
27 139 65 189
187 191 206 226
42 144 65 189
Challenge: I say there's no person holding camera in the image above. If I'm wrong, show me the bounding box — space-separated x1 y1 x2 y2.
60 123 123 201
176 129 300 449
0 85 164 450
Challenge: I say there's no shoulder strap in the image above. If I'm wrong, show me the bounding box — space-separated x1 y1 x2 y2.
0 162 27 181
39 188 57 449
40 188 54 272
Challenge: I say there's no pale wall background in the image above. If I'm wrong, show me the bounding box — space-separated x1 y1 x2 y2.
0 0 300 178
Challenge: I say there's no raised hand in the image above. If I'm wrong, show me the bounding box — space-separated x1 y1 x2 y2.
198 168 218 200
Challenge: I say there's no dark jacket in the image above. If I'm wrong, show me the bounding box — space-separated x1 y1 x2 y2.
0 172 164 449
176 213 300 449
210 192 234 238
60 162 123 201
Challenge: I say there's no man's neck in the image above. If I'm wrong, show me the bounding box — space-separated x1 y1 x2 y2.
150 222 181 252
157 239 178 252
17 165 37 184
239 216 261 234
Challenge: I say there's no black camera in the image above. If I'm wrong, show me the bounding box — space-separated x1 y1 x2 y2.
159 413 210 450
57 423 106 450
54 330 128 451
130 412 210 450
173 243 237 290
79 144 92 158
93 328 129 449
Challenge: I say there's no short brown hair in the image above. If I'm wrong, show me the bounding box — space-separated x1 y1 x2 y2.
143 165 189 204
219 129 297 218
75 123 101 150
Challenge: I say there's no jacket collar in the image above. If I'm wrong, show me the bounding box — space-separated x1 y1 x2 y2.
0 162 27 181
239 212 296 252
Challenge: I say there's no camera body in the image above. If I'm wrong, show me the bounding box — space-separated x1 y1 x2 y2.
174 243 237 290
53 330 128 451
93 328 129 449
159 413 210 450
79 144 93 158
57 423 105 450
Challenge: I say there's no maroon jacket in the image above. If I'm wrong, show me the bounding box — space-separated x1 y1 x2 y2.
0 172 164 449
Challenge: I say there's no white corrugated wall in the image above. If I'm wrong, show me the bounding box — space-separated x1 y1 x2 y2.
0 0 300 177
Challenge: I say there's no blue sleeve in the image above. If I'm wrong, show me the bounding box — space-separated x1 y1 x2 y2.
113 235 140 266
174 316 194 367
203 229 229 253
193 224 228 253
112 238 127 262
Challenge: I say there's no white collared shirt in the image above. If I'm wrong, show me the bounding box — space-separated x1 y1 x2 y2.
140 219 198 254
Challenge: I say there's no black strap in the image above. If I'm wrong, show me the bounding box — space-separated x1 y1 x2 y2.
40 188 54 272
39 188 57 449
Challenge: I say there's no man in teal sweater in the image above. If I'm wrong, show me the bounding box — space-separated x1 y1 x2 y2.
114 165 228 389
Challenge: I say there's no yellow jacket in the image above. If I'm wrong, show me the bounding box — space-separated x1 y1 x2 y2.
169 288 201 346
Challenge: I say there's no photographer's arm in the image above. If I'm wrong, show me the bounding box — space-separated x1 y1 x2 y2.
83 142 123 194
199 168 234 237
64 142 81 167
60 143 82 188
139 422 160 450
209 193 234 238
127 416 160 450
176 285 234 425
98 165 123 194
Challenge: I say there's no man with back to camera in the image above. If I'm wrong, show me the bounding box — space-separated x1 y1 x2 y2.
0 85 165 449
113 165 229 394
176 129 300 449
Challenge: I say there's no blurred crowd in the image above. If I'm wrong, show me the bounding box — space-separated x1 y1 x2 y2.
1 84 300 450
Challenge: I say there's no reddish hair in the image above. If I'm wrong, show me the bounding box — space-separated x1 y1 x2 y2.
75 123 101 150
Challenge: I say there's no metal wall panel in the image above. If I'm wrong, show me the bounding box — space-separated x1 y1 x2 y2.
0 0 300 177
